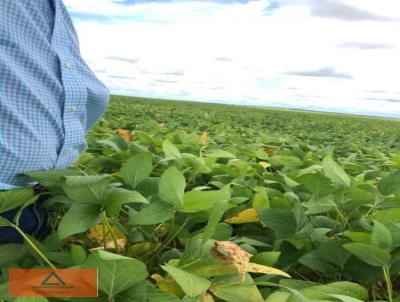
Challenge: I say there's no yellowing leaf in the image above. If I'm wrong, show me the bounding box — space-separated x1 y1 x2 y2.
199 132 209 145
152 274 184 298
129 242 161 258
106 239 126 251
263 147 275 155
224 208 259 224
117 128 132 143
259 161 271 169
87 224 127 251
202 293 215 302
246 262 290 278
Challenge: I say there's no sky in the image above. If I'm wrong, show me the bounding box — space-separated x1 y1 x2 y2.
63 0 400 118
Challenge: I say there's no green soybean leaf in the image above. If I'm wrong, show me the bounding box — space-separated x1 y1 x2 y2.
98 139 122 152
297 173 334 197
0 244 27 265
325 294 364 302
159 166 186 208
85 251 148 299
146 291 182 302
294 202 309 231
0 216 11 227
213 223 233 241
344 232 371 244
162 264 211 297
211 275 264 302
264 291 290 302
206 149 236 159
299 251 333 273
129 283 181 302
258 208 296 237
104 187 148 217
316 241 351 269
71 244 87 265
343 243 391 267
120 152 153 189
374 208 400 224
202 185 231 244
371 220 393 251
63 175 110 204
0 188 34 213
58 203 101 239
182 186 230 213
129 201 174 225
136 177 160 197
378 171 400 196
163 140 182 159
269 156 303 169
251 251 281 266
322 157 351 187
284 287 309 302
127 282 184 302
303 196 336 215
251 186 270 210
116 282 148 302
297 281 367 301
25 169 81 190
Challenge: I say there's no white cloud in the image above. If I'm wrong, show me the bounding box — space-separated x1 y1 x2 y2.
64 0 400 117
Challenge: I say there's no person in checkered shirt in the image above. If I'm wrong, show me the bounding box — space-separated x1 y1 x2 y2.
0 0 109 243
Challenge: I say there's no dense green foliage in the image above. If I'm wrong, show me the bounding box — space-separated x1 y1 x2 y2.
1 95 400 302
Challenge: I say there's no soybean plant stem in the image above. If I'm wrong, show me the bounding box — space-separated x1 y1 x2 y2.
102 211 120 254
148 219 189 263
12 224 56 270
383 266 393 302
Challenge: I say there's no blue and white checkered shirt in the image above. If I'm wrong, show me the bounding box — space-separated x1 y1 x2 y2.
0 0 109 190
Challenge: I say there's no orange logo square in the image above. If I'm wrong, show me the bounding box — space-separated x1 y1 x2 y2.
8 269 98 298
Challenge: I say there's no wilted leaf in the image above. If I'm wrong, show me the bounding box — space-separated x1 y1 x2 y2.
211 241 251 278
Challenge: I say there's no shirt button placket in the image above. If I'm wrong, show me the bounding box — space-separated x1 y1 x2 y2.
64 59 77 160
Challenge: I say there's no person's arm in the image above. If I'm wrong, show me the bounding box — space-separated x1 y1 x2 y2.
0 0 109 189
